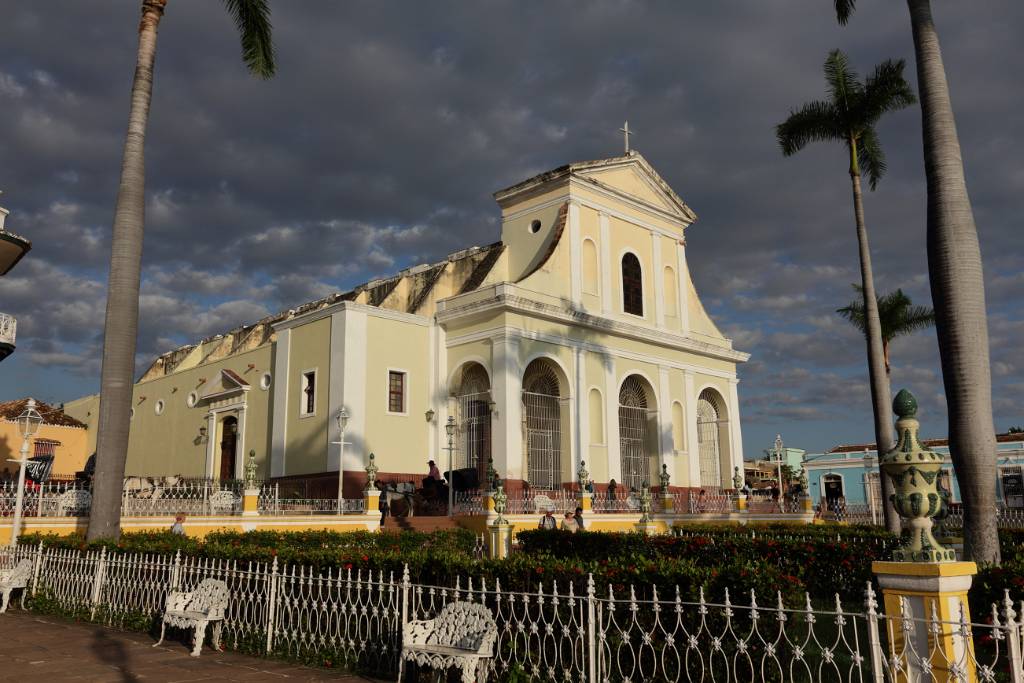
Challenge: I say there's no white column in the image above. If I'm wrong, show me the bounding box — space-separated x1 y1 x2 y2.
684 370 700 487
429 322 446 465
235 406 247 479
657 365 673 483
568 201 582 308
677 240 691 335
599 212 612 315
270 328 291 477
727 378 745 476
604 355 621 483
574 346 588 476
340 307 368 472
491 334 523 481
205 412 217 479
652 233 665 328
328 311 346 473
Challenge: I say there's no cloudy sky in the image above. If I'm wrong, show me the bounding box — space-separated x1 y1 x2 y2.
0 1 1020 455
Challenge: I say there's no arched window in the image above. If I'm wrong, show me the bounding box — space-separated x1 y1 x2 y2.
454 363 491 484
618 375 655 492
522 360 563 490
697 389 727 488
582 239 599 295
621 253 643 316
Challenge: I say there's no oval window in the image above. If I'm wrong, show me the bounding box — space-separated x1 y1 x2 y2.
529 219 542 234
260 372 272 390
154 400 165 416
186 391 198 408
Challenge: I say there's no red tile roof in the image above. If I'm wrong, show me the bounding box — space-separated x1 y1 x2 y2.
829 432 1024 453
0 397 86 428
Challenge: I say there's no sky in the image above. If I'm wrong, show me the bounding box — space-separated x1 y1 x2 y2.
0 1 1020 457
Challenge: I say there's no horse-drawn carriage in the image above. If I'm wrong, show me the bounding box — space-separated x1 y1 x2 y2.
381 467 481 517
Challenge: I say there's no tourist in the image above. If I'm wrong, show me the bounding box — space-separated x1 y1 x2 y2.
574 506 585 531
538 508 557 530
423 460 443 491
697 489 707 513
607 479 618 501
560 512 576 532
170 513 186 536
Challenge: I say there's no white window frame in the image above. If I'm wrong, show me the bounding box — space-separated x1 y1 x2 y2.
299 367 318 418
386 367 409 416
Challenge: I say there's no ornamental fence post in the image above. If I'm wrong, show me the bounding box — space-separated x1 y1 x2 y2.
170 549 182 592
30 541 43 597
1005 592 1024 683
264 556 279 654
864 583 886 683
401 564 410 628
89 546 107 620
586 573 597 683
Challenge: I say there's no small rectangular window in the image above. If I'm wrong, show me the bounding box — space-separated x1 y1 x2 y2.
33 441 58 458
302 370 316 416
388 371 406 414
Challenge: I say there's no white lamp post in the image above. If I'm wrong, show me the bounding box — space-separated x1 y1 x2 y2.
446 415 456 518
864 449 877 525
334 407 350 515
9 398 42 545
773 434 785 503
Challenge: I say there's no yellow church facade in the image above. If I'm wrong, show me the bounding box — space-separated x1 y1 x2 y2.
65 152 748 497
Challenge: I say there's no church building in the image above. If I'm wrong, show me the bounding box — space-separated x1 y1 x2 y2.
65 152 750 496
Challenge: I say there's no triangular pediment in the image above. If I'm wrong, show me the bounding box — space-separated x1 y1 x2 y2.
199 368 250 401
572 154 696 222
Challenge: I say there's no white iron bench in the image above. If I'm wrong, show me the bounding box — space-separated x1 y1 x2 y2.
0 559 33 613
399 602 497 683
208 490 239 514
532 493 555 514
154 578 229 657
57 489 92 517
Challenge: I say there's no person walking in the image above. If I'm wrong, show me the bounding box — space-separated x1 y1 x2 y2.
538 508 557 530
573 506 585 531
560 512 577 532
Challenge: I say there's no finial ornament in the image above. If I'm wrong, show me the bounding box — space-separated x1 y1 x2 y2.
364 452 378 491
577 460 590 491
485 456 497 492
493 481 507 525
732 466 744 491
639 481 652 523
879 389 954 562
245 449 258 487
659 463 671 490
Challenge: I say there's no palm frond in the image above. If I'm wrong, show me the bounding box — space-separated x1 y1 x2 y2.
834 0 857 25
824 49 861 109
856 127 887 190
222 0 276 78
776 100 844 156
892 304 936 337
862 58 916 122
840 285 935 344
836 284 867 334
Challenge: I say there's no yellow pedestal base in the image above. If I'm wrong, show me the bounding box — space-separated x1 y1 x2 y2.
489 523 513 559
242 489 260 517
579 492 593 512
736 495 747 511
873 561 978 683
363 490 380 525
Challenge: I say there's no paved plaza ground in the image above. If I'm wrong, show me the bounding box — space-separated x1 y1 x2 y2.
0 611 381 682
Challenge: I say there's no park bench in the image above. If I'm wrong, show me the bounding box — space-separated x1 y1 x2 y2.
398 601 497 683
532 493 554 514
208 490 239 514
57 489 92 517
0 558 33 613
153 578 229 657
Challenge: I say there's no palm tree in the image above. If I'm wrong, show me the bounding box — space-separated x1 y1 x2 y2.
833 0 1000 565
87 0 275 541
837 285 935 374
776 50 916 534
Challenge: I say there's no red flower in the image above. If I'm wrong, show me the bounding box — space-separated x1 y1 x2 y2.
362 555 369 562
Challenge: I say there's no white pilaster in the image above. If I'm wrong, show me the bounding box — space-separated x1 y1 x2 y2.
684 370 700 487
568 201 582 308
341 307 368 472
328 312 346 473
574 346 588 475
677 240 691 334
604 355 621 483
727 378 744 475
491 335 523 481
652 233 665 328
599 212 612 316
205 412 217 479
235 406 247 479
429 322 446 465
657 365 673 483
270 328 291 477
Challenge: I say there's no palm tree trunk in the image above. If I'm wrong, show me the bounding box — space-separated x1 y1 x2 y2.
86 0 167 541
849 141 900 534
907 0 999 563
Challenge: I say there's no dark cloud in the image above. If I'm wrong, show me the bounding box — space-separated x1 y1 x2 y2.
0 1 1020 453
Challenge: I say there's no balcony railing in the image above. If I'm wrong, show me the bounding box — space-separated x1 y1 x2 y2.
0 312 15 357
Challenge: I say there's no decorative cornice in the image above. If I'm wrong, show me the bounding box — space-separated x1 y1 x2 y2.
273 300 431 332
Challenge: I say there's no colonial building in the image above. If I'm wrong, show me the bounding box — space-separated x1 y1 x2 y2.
0 398 89 478
65 152 749 496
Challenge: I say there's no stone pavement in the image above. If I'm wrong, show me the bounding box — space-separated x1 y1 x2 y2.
0 611 383 682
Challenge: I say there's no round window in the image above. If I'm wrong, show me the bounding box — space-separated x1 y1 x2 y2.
186 391 198 408
154 400 165 416
260 372 272 390
529 219 542 234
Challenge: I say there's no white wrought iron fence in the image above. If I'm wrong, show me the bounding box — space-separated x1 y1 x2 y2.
2 543 1021 681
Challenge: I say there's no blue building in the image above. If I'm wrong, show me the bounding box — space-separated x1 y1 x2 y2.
803 433 1024 510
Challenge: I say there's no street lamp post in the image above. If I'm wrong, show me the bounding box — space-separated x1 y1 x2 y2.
334 407 350 515
445 416 456 518
773 434 785 505
9 399 42 545
864 449 877 525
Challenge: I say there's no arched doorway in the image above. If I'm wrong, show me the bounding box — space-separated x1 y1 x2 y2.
219 416 238 481
696 389 728 488
823 474 844 507
453 363 491 486
522 359 564 490
618 375 657 492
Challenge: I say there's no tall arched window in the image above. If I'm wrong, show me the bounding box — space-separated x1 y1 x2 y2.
618 375 655 491
522 360 563 490
453 363 491 484
621 253 644 316
697 389 727 488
